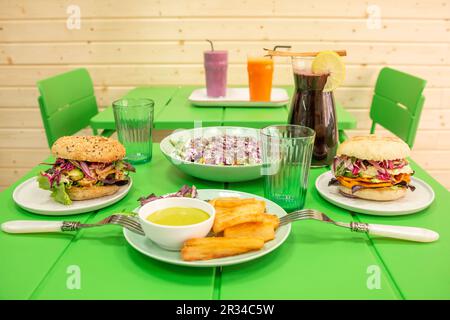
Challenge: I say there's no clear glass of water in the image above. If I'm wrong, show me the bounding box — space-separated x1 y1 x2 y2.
112 98 154 164
260 125 315 212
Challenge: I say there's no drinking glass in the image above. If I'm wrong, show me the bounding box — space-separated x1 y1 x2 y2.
247 56 274 101
113 98 154 164
204 50 228 97
260 125 315 212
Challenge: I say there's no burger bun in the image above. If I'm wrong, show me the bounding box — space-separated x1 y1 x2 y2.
52 136 126 163
337 135 410 161
67 185 120 201
339 186 407 201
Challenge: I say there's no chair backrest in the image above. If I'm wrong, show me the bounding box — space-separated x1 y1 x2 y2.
36 68 98 147
370 67 427 148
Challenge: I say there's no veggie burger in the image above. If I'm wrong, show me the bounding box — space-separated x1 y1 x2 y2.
330 135 415 201
38 136 135 205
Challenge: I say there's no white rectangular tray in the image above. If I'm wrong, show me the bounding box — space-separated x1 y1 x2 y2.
189 88 290 107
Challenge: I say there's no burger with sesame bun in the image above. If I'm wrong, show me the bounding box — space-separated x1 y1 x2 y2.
37 136 135 205
329 135 415 201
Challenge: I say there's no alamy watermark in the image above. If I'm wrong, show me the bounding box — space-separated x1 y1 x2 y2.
66 5 81 30
66 265 81 290
366 4 382 30
366 264 381 290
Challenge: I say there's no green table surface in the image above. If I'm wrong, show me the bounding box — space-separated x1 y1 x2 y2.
1 145 449 299
90 86 357 131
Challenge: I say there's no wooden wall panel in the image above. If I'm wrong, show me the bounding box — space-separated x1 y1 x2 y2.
2 42 449 65
1 64 450 89
1 1 449 19
2 19 449 43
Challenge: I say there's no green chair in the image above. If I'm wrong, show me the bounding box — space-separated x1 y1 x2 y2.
369 67 427 148
36 68 111 148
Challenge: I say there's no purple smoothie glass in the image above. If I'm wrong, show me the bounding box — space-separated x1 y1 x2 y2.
204 50 228 97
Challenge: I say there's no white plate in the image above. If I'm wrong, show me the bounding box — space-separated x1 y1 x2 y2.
13 177 132 216
160 126 263 182
315 171 435 216
123 189 291 267
189 88 289 107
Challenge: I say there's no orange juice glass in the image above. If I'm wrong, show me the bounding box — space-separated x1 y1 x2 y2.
247 57 274 101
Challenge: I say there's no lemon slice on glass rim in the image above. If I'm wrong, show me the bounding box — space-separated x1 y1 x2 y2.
311 51 345 92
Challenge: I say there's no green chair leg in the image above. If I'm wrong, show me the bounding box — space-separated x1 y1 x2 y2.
339 130 348 143
100 129 115 138
370 121 376 134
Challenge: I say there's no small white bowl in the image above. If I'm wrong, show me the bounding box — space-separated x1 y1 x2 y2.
138 197 215 251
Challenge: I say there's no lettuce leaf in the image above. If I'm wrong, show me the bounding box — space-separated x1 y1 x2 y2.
50 183 72 205
37 173 51 190
334 161 346 176
37 173 72 205
343 171 357 178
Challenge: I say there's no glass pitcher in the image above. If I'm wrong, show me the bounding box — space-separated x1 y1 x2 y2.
288 56 338 167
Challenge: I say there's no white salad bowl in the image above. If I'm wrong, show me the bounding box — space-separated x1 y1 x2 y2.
160 126 263 182
138 197 215 251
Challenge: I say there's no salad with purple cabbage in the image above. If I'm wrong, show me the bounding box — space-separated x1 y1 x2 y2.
332 155 414 182
37 158 135 205
139 185 198 206
170 135 262 166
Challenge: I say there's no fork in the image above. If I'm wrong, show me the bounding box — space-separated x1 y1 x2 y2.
1 214 145 236
279 209 439 243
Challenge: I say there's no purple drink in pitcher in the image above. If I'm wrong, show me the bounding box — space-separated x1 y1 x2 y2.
288 66 338 167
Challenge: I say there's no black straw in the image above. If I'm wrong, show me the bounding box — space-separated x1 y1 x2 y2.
206 39 214 51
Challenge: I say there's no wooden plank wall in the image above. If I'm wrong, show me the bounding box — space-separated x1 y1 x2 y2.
0 0 449 190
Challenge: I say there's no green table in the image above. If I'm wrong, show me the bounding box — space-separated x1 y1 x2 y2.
90 86 357 133
1 144 449 299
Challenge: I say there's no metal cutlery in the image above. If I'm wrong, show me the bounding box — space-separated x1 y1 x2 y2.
1 214 145 236
279 209 439 243
2 209 439 243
